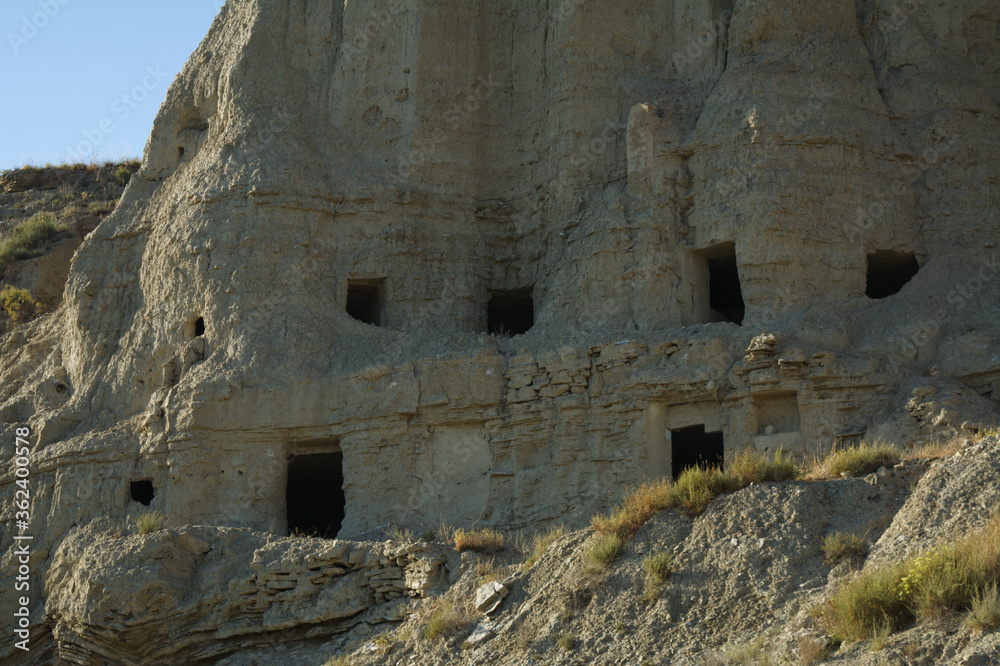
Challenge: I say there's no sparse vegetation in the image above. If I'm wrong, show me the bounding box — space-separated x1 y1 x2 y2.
0 285 40 325
870 620 892 651
822 515 1000 642
88 200 116 215
421 600 469 641
709 635 774 665
584 533 624 574
524 525 566 569
591 478 675 541
726 447 798 486
556 633 576 651
475 557 518 585
641 551 675 601
454 527 504 553
322 655 351 666
136 510 165 535
386 524 413 542
966 582 1000 631
421 529 436 541
823 531 869 566
908 437 966 460
112 165 133 187
589 451 799 568
807 442 899 479
798 636 828 664
0 212 67 274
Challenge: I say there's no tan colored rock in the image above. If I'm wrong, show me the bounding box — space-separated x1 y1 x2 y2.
0 0 999 662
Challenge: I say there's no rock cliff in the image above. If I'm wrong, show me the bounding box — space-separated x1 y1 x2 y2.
1 0 998 663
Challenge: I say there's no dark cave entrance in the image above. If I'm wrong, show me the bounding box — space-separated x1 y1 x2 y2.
487 286 534 336
866 250 919 299
346 279 384 326
670 424 725 480
129 479 155 506
707 245 745 325
286 452 345 538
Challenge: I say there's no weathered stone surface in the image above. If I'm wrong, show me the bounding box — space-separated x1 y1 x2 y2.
0 0 998 662
474 580 509 614
0 168 40 192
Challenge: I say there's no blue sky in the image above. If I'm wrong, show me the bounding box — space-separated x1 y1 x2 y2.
0 1 223 170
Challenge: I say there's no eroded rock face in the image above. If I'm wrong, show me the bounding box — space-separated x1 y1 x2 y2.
44 524 452 663
0 0 998 662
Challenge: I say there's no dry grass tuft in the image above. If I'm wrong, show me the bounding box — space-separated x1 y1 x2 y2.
641 551 675 601
421 599 471 640
523 525 566 569
966 582 1000 631
454 527 504 553
584 533 624 575
591 477 675 540
798 636 828 664
136 510 165 535
555 633 576 651
823 531 869 566
805 441 900 479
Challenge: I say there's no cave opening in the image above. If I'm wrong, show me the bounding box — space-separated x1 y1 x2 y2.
130 479 155 506
487 286 534 336
866 250 919 299
286 452 345 538
346 279 384 326
707 246 744 325
670 424 724 480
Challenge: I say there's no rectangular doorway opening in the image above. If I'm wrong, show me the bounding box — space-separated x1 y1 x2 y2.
670 424 724 479
487 286 534 336
286 451 345 538
346 279 384 326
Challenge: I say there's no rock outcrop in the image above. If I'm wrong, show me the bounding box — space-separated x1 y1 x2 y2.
1 0 998 662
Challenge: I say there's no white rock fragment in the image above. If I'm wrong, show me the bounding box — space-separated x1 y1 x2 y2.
474 581 509 613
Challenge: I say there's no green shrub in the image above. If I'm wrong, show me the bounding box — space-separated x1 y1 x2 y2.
823 516 1000 642
643 551 674 584
136 510 165 535
0 212 67 274
454 527 504 553
0 285 40 325
112 165 132 187
386 524 413 542
584 533 624 574
823 532 869 566
671 464 732 515
641 550 675 601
